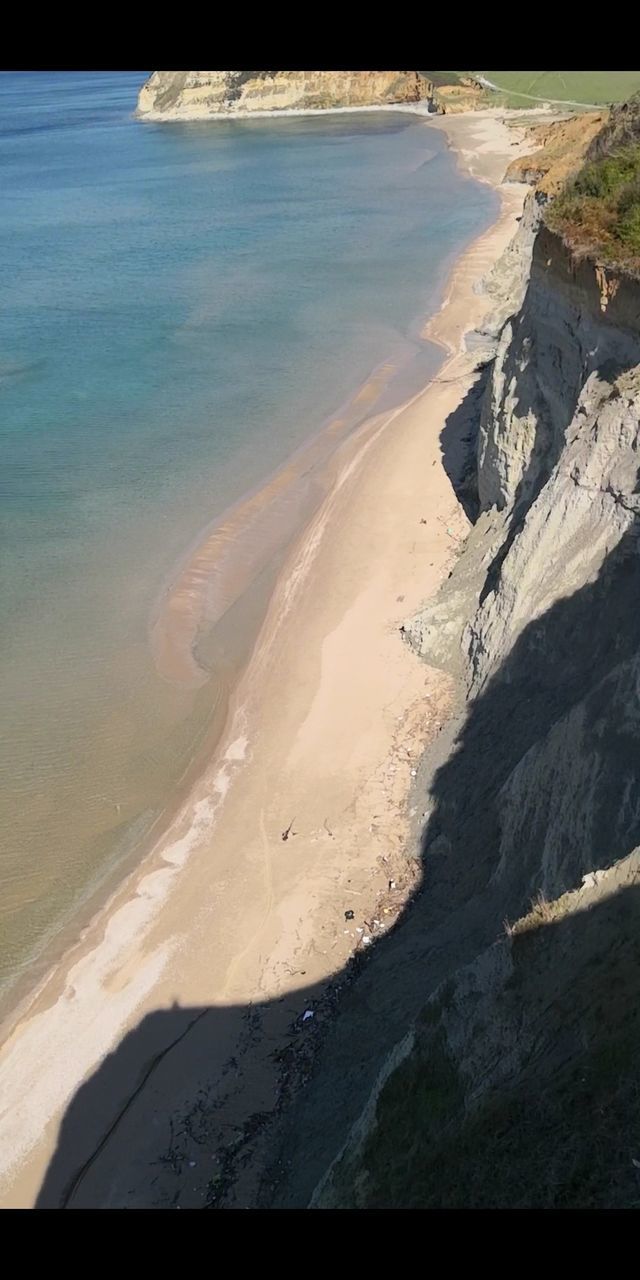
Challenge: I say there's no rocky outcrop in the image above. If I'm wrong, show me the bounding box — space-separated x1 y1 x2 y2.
505 110 607 195
137 71 435 120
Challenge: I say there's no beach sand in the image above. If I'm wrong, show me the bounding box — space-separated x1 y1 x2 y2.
0 110 534 1208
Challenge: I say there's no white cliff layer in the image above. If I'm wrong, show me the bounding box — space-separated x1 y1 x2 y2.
137 71 435 120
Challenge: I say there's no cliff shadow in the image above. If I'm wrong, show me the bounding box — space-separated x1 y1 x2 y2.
338 879 640 1208
35 979 331 1209
438 363 490 522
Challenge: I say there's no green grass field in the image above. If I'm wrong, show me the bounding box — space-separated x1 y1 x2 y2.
475 71 640 106
420 71 466 87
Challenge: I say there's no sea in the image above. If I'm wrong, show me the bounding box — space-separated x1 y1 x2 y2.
0 70 497 1011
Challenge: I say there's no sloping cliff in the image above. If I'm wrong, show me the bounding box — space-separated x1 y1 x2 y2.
505 110 608 195
308 112 640 1208
137 71 435 120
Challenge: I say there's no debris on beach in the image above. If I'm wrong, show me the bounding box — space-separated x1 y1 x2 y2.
344 909 355 921
281 818 296 841
302 1010 314 1022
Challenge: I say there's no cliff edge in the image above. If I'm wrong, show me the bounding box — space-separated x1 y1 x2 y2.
137 71 435 120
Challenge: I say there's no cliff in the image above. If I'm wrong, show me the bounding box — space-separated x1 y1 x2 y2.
505 110 608 195
403 202 640 917
301 105 640 1208
137 71 435 120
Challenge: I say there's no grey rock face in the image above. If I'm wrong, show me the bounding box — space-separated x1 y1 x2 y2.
470 370 640 689
403 194 541 669
408 209 640 904
477 226 640 519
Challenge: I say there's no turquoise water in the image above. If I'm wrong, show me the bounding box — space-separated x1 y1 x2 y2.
0 72 497 1002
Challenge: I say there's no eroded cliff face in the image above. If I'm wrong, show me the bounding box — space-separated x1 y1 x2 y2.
312 178 640 1208
137 71 434 120
408 209 640 896
505 110 608 195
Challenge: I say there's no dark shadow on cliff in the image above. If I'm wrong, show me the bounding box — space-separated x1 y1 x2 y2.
437 363 490 522
345 880 640 1208
37 519 640 1209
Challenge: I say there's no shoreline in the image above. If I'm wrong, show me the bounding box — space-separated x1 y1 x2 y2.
0 186 458 1037
0 107 479 1032
0 346 440 1038
137 100 443 123
136 100 553 125
0 110 533 1208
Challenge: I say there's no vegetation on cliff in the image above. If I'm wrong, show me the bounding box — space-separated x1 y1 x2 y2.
505 111 608 196
545 94 640 271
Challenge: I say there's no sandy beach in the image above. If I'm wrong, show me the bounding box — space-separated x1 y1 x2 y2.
0 110 533 1208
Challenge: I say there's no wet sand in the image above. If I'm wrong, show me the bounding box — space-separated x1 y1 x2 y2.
0 110 533 1208
149 351 422 690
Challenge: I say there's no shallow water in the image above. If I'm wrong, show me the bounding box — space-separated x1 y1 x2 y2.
0 71 497 1004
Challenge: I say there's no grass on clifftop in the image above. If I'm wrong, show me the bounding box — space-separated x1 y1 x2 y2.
419 71 466 87
546 143 640 270
476 71 640 106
